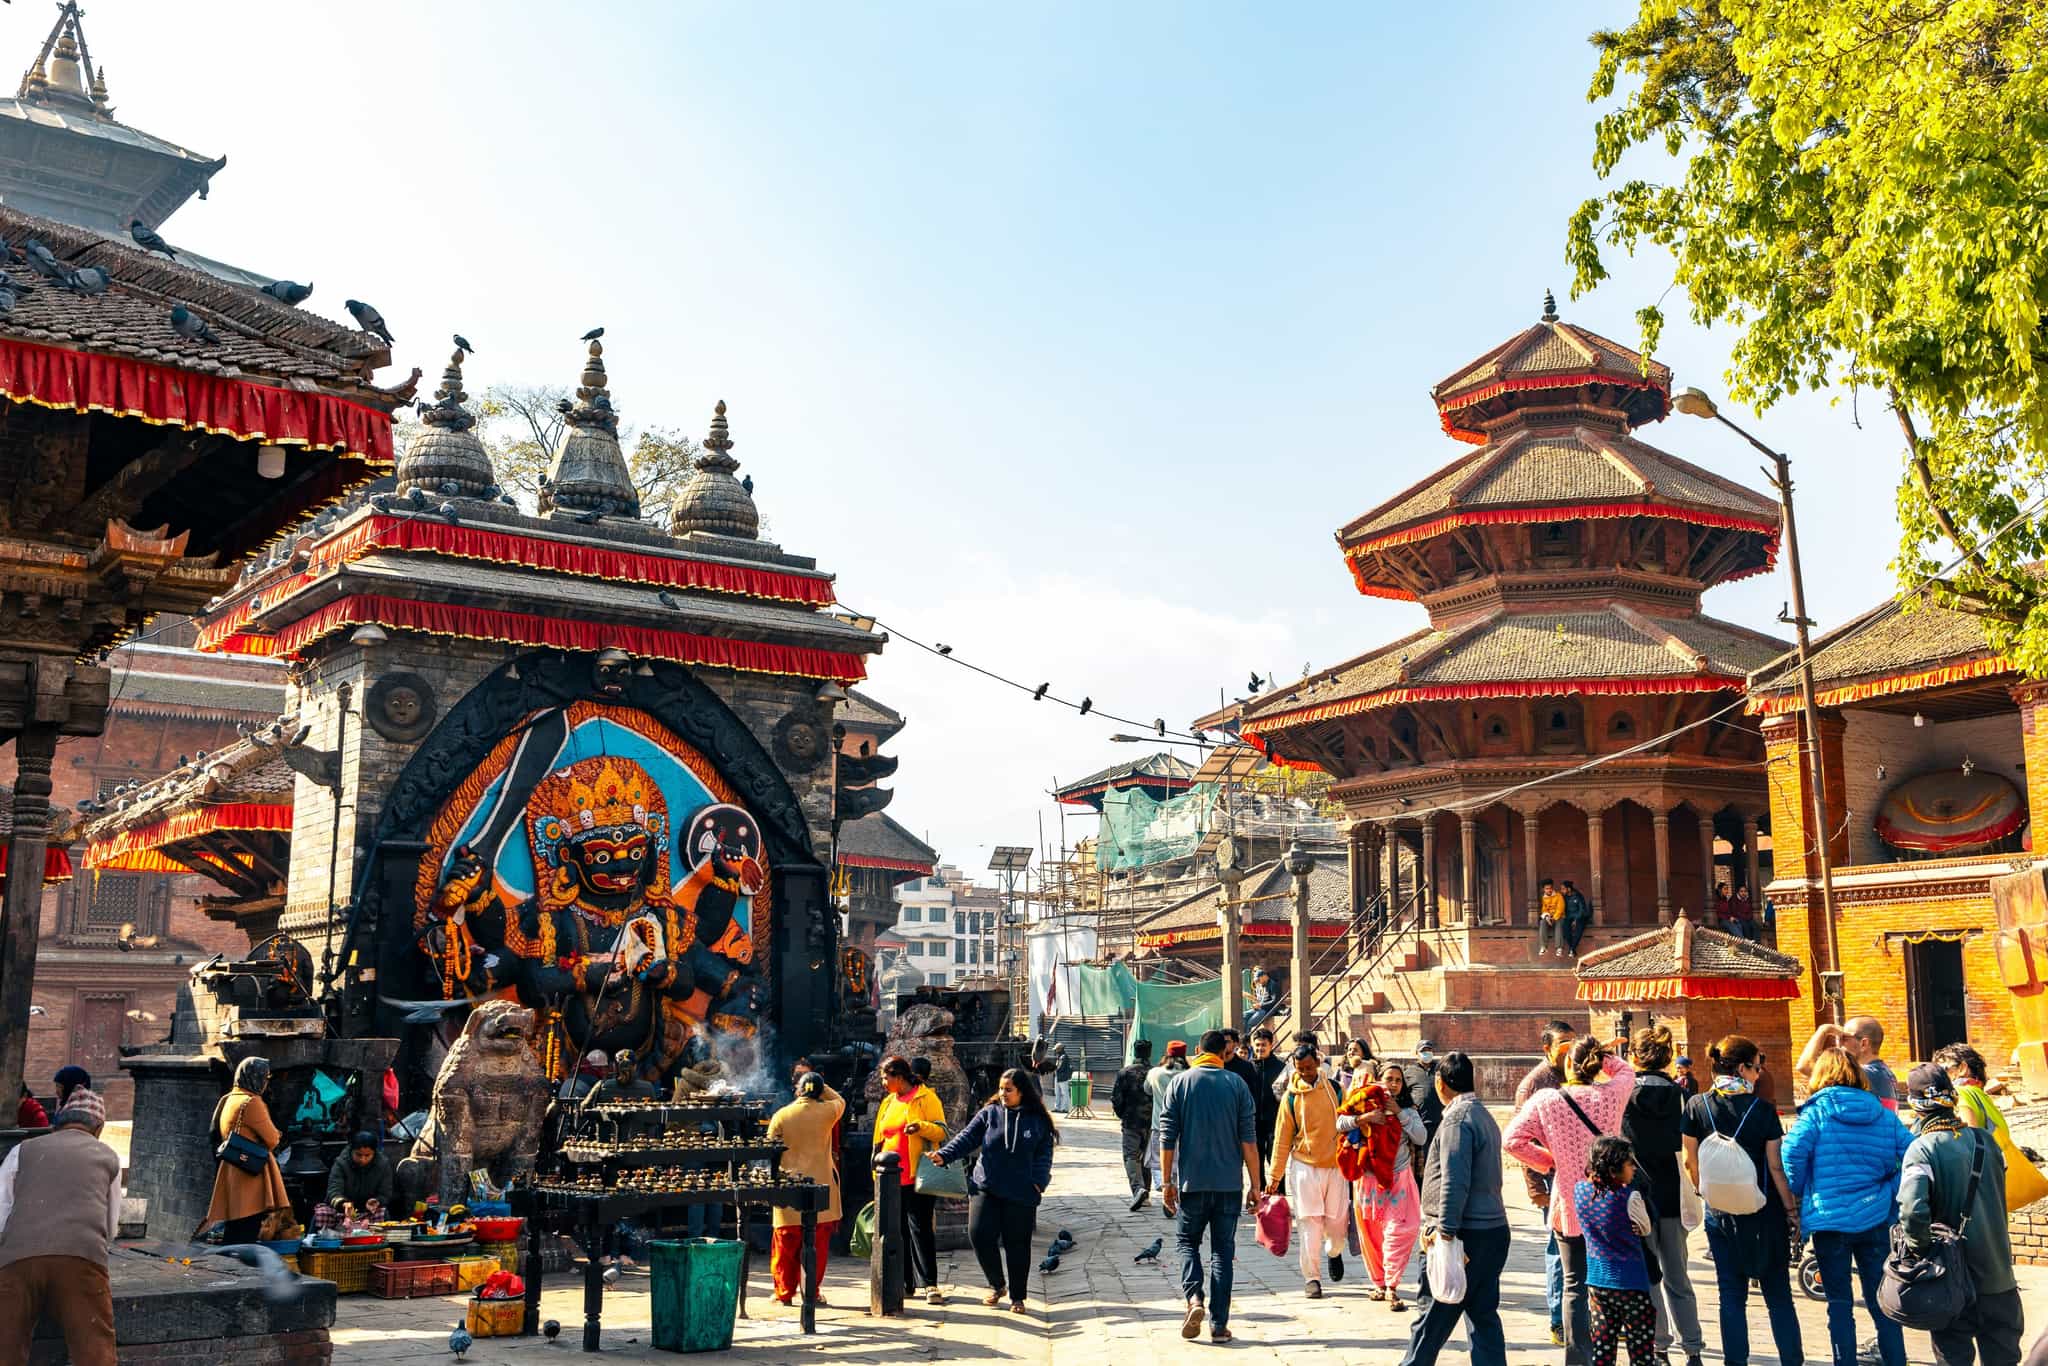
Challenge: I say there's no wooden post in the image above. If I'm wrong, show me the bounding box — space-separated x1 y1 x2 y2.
0 726 57 1106
1420 821 1438 930
1458 814 1477 926
1521 810 1540 928
1741 813 1762 901
1387 827 1403 918
1587 810 1606 926
1699 811 1718 925
1653 810 1672 926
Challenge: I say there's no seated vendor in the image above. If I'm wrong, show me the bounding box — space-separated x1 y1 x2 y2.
326 1130 395 1217
585 1049 660 1106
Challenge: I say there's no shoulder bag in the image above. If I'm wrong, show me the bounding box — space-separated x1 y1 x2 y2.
913 1151 969 1199
212 1095 272 1177
1878 1130 1984 1333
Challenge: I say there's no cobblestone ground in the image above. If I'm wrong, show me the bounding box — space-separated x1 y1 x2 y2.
332 1112 2044 1364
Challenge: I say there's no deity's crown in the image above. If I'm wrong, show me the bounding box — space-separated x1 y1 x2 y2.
565 758 653 831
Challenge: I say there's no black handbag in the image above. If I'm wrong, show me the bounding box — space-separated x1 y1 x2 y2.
1878 1130 1984 1332
211 1096 273 1176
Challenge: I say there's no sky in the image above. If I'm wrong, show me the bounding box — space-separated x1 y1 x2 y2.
43 1 1913 876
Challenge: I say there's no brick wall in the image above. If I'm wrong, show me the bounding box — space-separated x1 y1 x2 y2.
2012 1195 2048 1267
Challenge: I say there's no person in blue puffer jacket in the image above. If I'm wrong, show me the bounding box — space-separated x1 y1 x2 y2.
1779 1047 1913 1366
932 1068 1059 1315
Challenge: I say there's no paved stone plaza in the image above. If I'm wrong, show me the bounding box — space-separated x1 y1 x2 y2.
328 1112 2045 1364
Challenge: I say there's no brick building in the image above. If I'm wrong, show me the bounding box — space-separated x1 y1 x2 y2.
6 624 284 1117
1748 595 2042 1076
1219 296 1789 1083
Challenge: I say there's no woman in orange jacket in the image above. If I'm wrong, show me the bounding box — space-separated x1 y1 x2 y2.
873 1054 949 1304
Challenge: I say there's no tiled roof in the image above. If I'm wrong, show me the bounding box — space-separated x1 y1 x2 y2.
75 717 297 844
840 688 906 741
1136 853 1352 934
111 670 285 718
1433 315 1671 408
1241 610 1785 725
0 205 387 395
1749 598 1999 694
1577 916 1800 980
1341 425 1778 543
1054 753 1197 801
838 812 938 869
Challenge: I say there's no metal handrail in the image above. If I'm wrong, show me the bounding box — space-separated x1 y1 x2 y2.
1302 888 1425 1038
1262 886 1423 1038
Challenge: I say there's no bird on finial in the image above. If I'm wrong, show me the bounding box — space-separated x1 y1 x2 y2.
453 334 474 356
580 326 604 342
1542 289 1558 321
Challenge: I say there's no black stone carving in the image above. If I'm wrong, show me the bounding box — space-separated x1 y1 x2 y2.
364 671 438 743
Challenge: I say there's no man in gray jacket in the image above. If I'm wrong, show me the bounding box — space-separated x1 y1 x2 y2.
0 1088 121 1366
1398 1052 1509 1366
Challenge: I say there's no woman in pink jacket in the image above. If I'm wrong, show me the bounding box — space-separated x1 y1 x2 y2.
1503 1036 1635 1366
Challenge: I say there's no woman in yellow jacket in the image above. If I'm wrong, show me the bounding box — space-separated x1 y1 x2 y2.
873 1054 948 1303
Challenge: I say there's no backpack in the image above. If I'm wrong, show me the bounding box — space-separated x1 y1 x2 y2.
1878 1130 1985 1333
1697 1097 1767 1215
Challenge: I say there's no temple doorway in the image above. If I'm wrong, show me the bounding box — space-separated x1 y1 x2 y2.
1904 938 1968 1057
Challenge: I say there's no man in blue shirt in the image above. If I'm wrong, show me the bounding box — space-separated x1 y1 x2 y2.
1160 1028 1259 1345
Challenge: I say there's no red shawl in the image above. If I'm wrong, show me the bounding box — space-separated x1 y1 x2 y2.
1338 1082 1401 1188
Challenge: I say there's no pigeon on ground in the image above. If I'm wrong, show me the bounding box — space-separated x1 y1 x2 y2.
1049 1230 1075 1254
68 265 109 296
1134 1237 1163 1264
448 1323 473 1359
1038 1252 1061 1274
22 239 66 280
345 298 394 344
260 279 313 304
543 1319 562 1344
580 326 604 341
169 304 220 345
130 219 176 258
453 333 475 355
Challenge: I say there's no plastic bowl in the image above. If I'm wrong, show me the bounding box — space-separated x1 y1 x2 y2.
472 1217 523 1242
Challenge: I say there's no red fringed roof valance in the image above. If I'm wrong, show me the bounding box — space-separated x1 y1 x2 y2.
1136 921 1349 951
0 335 392 464
1576 975 1801 1003
0 844 74 883
85 802 294 872
839 854 937 876
207 593 870 683
1244 672 1743 736
1436 372 1670 443
1346 502 1779 560
1748 654 2014 716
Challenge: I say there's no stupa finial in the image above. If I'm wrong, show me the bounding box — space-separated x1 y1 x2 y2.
1542 288 1559 322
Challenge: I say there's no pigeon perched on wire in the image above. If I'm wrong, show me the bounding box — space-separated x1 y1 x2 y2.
453 334 475 355
448 1323 473 1359
260 279 313 305
169 304 221 345
345 298 394 344
580 326 604 342
1133 1237 1163 1264
130 218 176 258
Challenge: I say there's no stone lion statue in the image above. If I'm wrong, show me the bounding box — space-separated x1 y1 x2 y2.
407 999 550 1208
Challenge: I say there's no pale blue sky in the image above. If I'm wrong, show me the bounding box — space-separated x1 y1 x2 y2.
55 1 1906 868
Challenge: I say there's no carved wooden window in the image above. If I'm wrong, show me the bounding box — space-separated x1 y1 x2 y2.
1535 522 1575 559
1609 712 1636 740
1541 702 1584 752
1481 713 1512 747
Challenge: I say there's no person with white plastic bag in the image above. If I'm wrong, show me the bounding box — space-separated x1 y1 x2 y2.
1622 1024 1705 1366
1396 1052 1508 1366
1681 1035 1803 1366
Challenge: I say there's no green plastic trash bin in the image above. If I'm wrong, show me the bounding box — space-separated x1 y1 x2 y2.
650 1238 744 1353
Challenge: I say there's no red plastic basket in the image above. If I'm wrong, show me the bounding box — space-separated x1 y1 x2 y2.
370 1260 459 1299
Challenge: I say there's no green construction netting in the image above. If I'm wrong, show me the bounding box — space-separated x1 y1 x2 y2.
1072 963 1255 1064
1096 782 1214 872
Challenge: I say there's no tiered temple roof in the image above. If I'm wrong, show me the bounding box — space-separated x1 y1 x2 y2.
1054 753 1197 809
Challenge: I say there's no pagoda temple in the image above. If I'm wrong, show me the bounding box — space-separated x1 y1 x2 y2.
1222 297 1790 1067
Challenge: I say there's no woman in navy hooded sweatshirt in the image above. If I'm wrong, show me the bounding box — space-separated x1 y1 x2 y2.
933 1067 1059 1314
1779 1046 1913 1366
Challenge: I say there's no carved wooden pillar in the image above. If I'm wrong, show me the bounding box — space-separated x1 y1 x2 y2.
1459 813 1478 926
1387 826 1403 917
1521 809 1540 928
1421 819 1438 929
1699 811 1718 924
1587 809 1606 925
1741 813 1762 901
1653 809 1672 926
0 726 59 1105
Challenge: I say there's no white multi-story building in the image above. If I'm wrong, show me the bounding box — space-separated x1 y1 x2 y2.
886 864 1003 990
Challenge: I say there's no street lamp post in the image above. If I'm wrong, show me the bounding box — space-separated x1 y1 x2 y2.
1674 387 1845 1023
1285 840 1317 1040
1214 835 1245 1032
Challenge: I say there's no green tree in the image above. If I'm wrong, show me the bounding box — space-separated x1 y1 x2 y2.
1567 0 2048 672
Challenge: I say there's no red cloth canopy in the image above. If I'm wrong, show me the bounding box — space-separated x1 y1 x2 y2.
84 802 294 872
1577 976 1800 1003
0 844 74 884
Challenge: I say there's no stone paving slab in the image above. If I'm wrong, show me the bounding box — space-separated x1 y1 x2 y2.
332 1112 2045 1364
